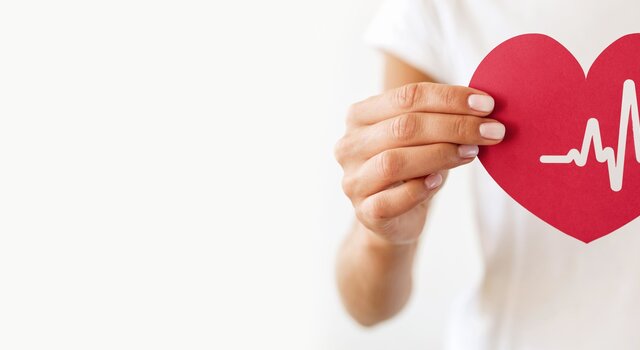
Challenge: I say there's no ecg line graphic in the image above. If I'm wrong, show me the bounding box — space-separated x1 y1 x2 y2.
539 79 640 192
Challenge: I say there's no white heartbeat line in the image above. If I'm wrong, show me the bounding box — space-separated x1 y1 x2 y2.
539 79 640 192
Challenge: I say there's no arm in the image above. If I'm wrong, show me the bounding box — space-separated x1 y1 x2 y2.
336 54 432 326
336 218 419 326
335 54 504 326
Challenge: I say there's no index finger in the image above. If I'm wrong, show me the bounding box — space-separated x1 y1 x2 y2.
347 82 494 125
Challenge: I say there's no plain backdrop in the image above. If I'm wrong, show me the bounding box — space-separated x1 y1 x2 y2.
0 1 480 349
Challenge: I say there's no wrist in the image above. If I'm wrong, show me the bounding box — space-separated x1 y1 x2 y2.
355 221 418 252
350 221 418 280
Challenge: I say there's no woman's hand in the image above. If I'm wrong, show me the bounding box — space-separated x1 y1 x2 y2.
334 82 504 245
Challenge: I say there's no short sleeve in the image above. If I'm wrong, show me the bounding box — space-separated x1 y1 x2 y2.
364 0 451 83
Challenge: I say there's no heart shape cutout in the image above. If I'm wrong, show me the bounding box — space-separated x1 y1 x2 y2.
470 33 640 243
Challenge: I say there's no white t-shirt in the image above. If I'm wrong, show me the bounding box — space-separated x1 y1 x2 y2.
365 1 640 349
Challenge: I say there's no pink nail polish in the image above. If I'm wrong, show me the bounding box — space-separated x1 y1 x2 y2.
425 173 443 189
468 94 495 112
479 122 506 140
458 144 479 158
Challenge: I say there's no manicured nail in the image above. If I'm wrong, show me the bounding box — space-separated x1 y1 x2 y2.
479 122 506 140
425 173 443 190
468 94 495 112
458 144 479 158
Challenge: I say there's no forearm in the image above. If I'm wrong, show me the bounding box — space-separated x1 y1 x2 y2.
336 221 418 326
337 55 446 326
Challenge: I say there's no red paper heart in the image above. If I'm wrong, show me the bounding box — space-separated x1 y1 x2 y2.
470 34 640 243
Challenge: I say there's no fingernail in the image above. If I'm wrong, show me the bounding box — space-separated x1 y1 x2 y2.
458 144 479 158
479 122 506 140
468 94 495 112
425 173 443 189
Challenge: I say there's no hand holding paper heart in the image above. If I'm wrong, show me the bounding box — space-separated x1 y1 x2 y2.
470 33 640 243
335 81 505 244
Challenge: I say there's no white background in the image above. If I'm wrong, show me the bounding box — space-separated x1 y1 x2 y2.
0 1 480 349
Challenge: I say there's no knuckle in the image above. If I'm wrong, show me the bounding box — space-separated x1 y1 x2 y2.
452 117 471 140
390 113 420 142
393 83 421 109
376 150 403 181
334 131 360 165
355 203 368 222
345 103 358 125
346 99 371 125
440 86 458 108
333 136 349 164
341 175 357 198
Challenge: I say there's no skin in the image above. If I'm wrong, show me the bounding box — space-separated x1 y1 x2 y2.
334 54 505 326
